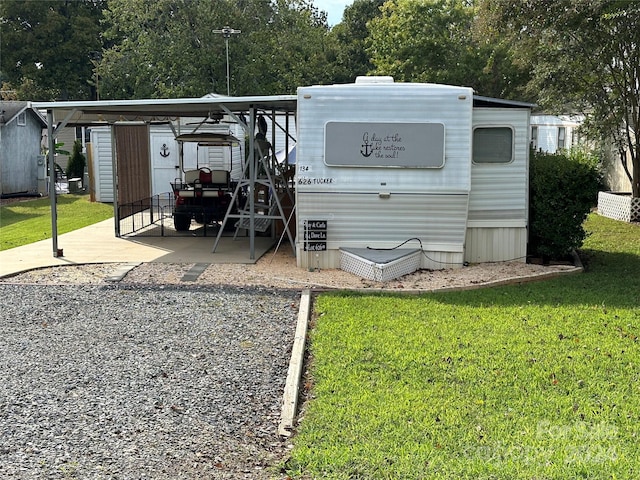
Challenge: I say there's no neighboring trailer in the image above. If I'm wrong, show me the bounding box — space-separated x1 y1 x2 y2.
295 78 532 270
530 114 583 153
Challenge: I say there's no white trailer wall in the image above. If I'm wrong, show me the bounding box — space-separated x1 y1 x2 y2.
295 80 474 269
466 108 530 263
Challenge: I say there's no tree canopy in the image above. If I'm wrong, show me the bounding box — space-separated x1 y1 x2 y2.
2 0 637 197
99 0 334 98
366 0 530 99
329 0 386 84
0 0 105 101
479 0 640 196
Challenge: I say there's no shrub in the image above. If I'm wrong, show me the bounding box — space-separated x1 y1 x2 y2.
66 140 86 179
528 149 600 259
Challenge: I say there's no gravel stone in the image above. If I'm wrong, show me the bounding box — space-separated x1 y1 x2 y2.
0 283 299 479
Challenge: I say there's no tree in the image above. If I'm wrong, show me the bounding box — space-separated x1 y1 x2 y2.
478 0 640 197
99 0 334 99
329 0 386 83
366 0 530 99
66 140 87 180
0 0 106 101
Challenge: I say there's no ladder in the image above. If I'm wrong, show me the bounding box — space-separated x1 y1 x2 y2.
212 140 295 258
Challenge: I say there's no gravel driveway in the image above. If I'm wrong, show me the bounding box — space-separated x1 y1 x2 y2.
0 283 299 479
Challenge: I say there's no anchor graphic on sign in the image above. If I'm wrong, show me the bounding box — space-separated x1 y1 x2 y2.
361 141 373 157
159 143 170 158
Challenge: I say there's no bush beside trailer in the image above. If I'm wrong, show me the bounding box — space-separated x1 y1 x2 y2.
294 77 533 270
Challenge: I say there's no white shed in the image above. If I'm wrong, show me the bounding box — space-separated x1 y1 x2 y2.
295 77 533 271
89 121 245 203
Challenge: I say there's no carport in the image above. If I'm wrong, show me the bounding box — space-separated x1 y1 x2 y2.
34 95 298 261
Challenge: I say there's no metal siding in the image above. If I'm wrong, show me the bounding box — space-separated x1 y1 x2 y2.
469 108 529 222
466 108 529 263
465 227 527 263
295 192 468 269
206 145 226 169
297 83 473 195
296 83 472 269
90 127 113 203
0 116 41 194
227 123 244 181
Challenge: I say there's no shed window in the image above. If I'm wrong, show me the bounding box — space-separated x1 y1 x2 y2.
17 111 26 126
473 127 513 164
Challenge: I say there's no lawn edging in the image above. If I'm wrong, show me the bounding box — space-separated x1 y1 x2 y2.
278 288 312 437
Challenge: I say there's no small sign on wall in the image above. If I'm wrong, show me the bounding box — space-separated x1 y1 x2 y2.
304 220 327 251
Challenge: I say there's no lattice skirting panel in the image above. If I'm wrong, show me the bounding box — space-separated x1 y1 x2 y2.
340 248 421 282
598 192 640 223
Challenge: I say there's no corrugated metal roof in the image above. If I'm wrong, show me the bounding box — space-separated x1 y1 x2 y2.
33 94 297 126
32 91 533 127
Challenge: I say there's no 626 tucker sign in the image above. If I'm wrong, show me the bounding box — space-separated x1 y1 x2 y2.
303 220 327 251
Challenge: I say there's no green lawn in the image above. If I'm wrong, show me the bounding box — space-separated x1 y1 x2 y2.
0 194 113 251
286 214 640 479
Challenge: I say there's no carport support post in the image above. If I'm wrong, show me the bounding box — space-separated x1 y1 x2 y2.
47 110 60 257
248 106 256 259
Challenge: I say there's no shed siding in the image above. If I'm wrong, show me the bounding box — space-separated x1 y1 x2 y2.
90 127 113 202
92 122 245 201
55 127 77 172
0 111 42 194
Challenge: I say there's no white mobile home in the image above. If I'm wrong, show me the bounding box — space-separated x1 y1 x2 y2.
530 114 584 153
295 77 532 270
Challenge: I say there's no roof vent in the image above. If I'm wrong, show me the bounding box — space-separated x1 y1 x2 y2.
355 76 395 84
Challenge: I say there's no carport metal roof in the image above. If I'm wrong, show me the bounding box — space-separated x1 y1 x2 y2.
33 94 298 259
33 94 297 127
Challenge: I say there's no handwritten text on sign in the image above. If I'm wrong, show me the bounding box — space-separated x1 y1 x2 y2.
324 122 445 168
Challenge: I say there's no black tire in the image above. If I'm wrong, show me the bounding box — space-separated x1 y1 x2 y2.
173 213 191 231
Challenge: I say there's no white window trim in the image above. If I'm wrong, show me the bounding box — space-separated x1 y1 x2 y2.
17 111 27 126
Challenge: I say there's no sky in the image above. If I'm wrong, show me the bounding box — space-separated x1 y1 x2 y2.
313 0 354 26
